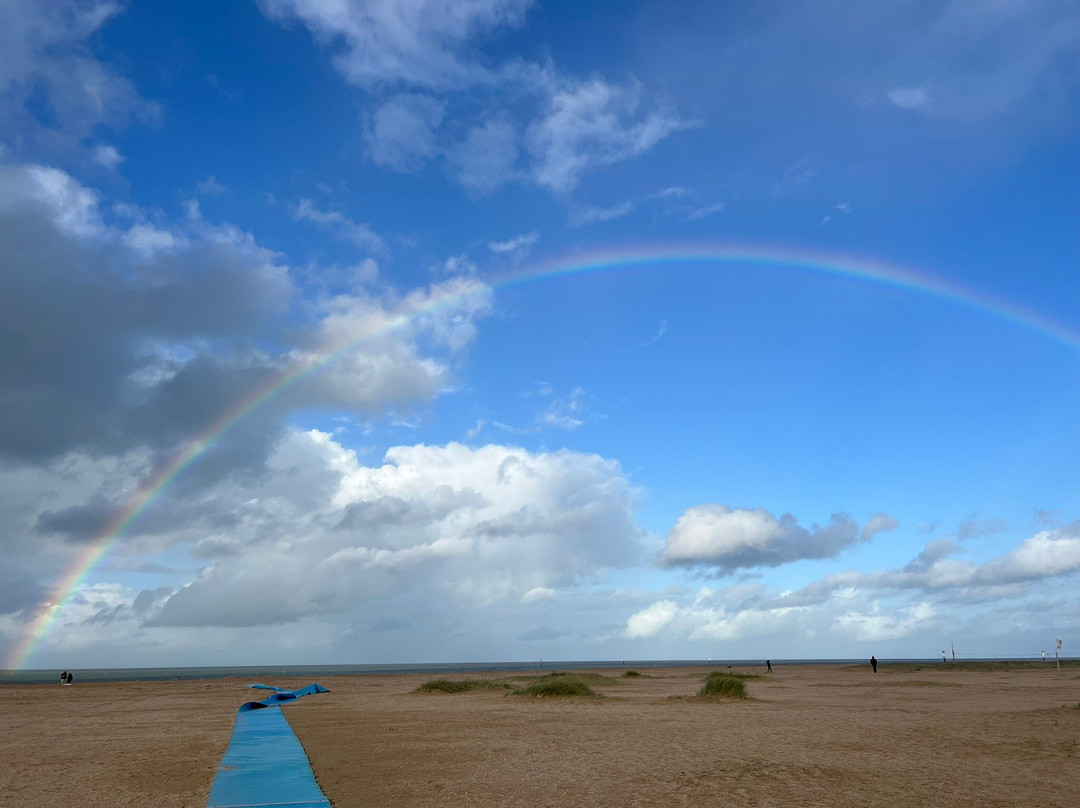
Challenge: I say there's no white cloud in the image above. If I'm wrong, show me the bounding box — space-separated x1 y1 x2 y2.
528 78 690 193
860 512 900 540
888 85 931 111
975 529 1080 584
149 436 645 626
536 387 589 430
488 231 538 253
661 504 861 572
0 163 104 239
294 272 494 410
833 601 936 641
259 2 690 195
688 201 725 220
93 144 124 170
522 586 557 604
123 223 181 257
292 198 385 252
0 0 150 144
449 116 520 194
259 0 533 91
365 93 445 172
625 599 678 638
569 200 634 227
197 175 226 195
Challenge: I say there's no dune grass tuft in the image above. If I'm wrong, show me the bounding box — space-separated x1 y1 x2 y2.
698 671 749 699
414 679 510 694
514 675 597 697
623 670 643 678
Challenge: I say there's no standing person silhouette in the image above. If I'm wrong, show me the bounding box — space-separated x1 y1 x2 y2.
870 655 878 673
766 660 772 672
60 671 68 684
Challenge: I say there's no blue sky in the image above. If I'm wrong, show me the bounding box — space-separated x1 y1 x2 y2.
1 0 1078 668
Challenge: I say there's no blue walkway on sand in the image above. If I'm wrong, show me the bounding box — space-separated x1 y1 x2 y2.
207 683 332 808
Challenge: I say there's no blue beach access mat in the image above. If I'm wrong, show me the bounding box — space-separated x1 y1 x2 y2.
207 683 332 808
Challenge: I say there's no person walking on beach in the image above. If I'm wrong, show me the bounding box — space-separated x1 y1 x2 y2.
766 660 772 672
870 655 878 673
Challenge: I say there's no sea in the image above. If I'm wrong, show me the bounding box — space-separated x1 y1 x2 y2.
0 657 995 685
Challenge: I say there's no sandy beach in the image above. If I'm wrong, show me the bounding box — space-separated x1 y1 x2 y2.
2 664 1076 807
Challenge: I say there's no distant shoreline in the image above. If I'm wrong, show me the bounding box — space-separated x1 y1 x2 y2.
3 656 1075 685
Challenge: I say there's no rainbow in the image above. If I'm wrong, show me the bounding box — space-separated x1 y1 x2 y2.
7 243 1078 669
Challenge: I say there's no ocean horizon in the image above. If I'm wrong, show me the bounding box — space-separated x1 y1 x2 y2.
3 656 1068 685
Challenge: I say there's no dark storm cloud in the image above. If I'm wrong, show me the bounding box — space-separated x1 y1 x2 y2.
34 499 115 543
0 577 46 614
0 173 292 466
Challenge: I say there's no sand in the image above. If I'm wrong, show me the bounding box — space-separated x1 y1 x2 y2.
1 664 1077 807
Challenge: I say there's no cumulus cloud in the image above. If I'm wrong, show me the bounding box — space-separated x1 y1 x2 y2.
623 521 1080 646
660 504 862 572
0 154 497 606
365 93 445 172
625 599 678 638
149 437 646 626
860 512 900 540
93 144 124 170
776 526 1080 606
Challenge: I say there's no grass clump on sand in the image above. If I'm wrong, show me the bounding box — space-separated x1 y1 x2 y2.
698 671 749 699
514 675 597 697
414 679 510 694
623 670 643 678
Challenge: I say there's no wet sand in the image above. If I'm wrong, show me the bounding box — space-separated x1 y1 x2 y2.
2 664 1077 807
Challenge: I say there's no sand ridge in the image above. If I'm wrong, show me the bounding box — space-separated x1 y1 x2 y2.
1 664 1077 807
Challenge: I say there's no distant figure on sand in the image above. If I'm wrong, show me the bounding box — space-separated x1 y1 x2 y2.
65 671 73 684
60 671 68 684
943 651 947 663
870 656 878 673
766 660 772 672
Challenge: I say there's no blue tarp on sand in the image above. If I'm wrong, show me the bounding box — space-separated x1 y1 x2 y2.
206 683 331 808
